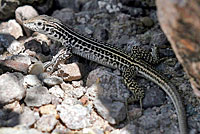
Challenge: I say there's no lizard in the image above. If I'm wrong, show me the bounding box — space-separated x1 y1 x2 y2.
23 15 187 134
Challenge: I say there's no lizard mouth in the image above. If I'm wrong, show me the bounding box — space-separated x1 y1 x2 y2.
23 21 38 32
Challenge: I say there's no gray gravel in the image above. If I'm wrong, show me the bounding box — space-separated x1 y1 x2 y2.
24 86 51 107
0 73 25 104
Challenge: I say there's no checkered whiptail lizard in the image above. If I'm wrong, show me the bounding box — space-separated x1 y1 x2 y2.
23 15 187 134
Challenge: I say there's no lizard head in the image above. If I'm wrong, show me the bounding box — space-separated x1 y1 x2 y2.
23 15 63 41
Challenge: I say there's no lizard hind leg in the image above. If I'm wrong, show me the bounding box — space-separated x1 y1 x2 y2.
122 67 145 120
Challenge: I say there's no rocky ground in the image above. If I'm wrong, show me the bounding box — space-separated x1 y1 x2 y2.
0 0 199 134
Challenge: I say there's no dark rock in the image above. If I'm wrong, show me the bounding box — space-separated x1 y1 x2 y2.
142 83 166 108
86 67 129 102
52 8 75 25
93 97 126 124
94 27 109 42
121 6 144 17
55 0 89 11
82 0 99 11
24 40 42 54
119 0 141 7
0 34 16 49
0 0 19 20
36 0 53 14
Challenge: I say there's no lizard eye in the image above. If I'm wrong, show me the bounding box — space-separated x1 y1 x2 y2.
37 22 42 26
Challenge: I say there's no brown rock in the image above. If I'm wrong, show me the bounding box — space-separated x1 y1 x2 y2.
156 0 200 97
0 59 29 73
0 20 23 39
57 63 82 81
39 104 59 119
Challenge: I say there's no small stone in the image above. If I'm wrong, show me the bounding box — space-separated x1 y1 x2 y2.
19 107 36 127
72 80 83 88
0 0 19 20
65 86 86 98
11 54 32 65
7 40 24 55
28 62 44 75
52 8 75 25
84 26 94 35
82 0 99 11
106 4 121 13
127 107 142 119
36 114 58 132
138 108 164 132
141 17 154 27
94 27 109 41
54 0 76 10
0 101 22 127
0 127 43 134
86 83 101 100
83 128 104 134
57 63 82 81
62 97 81 106
49 85 64 98
0 34 15 49
43 76 63 86
142 84 166 108
61 82 74 91
0 104 21 127
24 86 51 107
23 75 42 87
52 123 70 134
36 0 54 14
15 5 38 25
93 97 126 124
0 73 25 104
3 101 22 113
51 94 63 106
110 124 138 134
39 104 58 118
0 20 23 39
57 103 91 129
80 96 89 105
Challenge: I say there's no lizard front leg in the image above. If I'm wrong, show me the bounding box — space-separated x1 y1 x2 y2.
44 45 72 72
